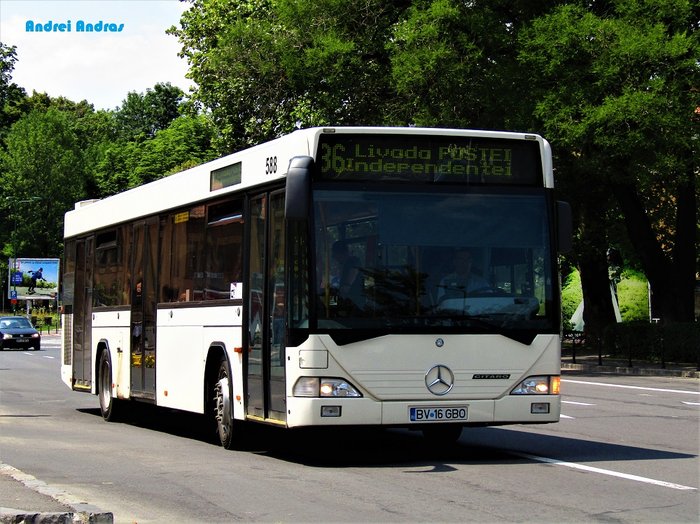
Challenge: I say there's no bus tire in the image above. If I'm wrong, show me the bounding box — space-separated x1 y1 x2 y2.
214 356 235 449
98 350 121 422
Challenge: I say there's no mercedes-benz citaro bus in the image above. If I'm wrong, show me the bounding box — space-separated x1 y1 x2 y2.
61 127 572 447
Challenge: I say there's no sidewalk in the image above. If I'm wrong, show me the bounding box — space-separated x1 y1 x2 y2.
0 464 113 523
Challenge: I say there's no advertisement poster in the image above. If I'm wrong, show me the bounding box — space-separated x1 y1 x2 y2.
0 1 190 112
8 258 60 300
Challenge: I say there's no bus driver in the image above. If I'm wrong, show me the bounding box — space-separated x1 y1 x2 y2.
437 248 489 301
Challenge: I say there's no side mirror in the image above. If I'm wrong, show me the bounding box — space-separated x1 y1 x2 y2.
285 156 313 220
556 200 573 253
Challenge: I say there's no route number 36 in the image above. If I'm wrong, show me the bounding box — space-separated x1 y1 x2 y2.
266 156 277 174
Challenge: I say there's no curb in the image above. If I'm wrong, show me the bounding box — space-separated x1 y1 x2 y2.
0 508 113 524
0 465 113 524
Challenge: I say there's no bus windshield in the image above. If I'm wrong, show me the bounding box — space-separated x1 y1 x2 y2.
312 188 555 340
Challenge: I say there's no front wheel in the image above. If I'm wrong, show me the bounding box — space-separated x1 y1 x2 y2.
98 350 122 421
213 356 236 449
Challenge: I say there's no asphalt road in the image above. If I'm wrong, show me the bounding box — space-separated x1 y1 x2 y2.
1 337 698 523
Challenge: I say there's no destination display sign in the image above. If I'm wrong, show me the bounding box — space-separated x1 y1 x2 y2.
315 133 543 186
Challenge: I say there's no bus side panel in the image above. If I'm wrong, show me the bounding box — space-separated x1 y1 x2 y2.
156 324 205 412
156 305 243 415
92 310 131 399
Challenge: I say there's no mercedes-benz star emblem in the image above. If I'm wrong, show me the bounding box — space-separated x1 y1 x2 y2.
425 365 454 396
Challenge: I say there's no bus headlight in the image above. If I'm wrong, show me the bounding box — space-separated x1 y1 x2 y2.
320 378 362 397
510 376 560 395
293 377 362 398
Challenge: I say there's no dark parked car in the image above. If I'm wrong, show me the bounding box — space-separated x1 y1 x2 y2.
0 316 41 351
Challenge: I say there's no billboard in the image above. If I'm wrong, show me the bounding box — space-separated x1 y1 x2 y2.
7 258 60 300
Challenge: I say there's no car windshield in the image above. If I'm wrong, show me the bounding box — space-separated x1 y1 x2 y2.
311 188 555 335
1 318 33 329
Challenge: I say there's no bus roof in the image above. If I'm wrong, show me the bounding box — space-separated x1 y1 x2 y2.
64 127 552 238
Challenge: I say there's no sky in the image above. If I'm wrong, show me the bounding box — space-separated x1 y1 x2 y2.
0 0 192 110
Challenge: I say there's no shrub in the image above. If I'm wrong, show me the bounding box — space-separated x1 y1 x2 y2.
617 270 649 322
561 269 650 324
561 270 582 323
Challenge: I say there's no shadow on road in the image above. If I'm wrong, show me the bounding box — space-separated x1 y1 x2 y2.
77 404 696 469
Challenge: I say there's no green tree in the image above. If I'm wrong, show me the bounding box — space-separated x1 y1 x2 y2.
94 114 217 194
0 108 88 258
170 0 406 152
90 83 215 197
128 114 218 186
388 0 560 129
519 0 698 334
0 42 28 144
116 82 185 141
170 0 565 142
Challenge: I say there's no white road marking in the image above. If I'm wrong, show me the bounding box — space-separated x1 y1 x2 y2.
513 452 697 491
560 414 575 419
563 379 700 396
681 401 700 406
562 401 595 406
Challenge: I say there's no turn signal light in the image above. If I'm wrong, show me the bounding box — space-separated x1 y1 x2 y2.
551 376 561 395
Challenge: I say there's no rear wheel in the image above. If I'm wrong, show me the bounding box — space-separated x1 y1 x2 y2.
98 351 121 421
213 356 236 449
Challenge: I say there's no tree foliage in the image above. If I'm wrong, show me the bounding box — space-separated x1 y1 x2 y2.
170 0 408 151
388 0 561 129
0 81 216 262
519 0 699 325
116 82 185 141
0 42 28 144
0 108 87 258
94 114 217 193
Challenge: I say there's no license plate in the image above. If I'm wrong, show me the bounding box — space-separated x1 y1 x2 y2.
17 338 28 343
409 406 468 422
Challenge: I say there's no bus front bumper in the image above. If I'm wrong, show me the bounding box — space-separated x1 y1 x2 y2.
285 395 561 428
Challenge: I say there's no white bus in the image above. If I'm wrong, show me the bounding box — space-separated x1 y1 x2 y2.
61 127 572 446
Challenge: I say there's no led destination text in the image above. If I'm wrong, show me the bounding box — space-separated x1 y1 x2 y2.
320 142 514 179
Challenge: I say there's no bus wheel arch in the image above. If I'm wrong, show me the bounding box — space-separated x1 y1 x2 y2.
205 347 236 449
97 344 122 422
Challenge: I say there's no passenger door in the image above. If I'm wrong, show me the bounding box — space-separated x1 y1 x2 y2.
72 237 93 390
246 191 286 422
130 218 158 399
